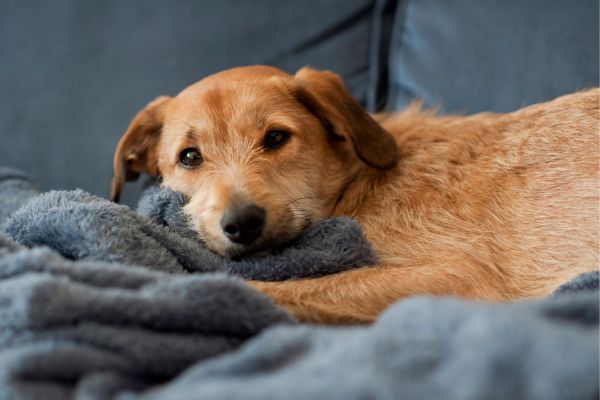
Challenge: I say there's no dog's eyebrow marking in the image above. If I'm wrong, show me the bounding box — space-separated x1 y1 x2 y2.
184 128 195 140
170 118 195 131
254 113 267 131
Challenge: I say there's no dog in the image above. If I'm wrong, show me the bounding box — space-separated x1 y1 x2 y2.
111 66 599 324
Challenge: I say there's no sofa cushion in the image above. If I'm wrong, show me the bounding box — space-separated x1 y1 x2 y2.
387 0 599 113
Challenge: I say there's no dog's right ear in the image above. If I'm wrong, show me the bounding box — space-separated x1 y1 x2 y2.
110 96 171 202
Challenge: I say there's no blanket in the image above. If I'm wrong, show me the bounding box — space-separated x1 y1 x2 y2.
0 168 598 400
0 242 292 399
0 168 375 398
3 182 376 281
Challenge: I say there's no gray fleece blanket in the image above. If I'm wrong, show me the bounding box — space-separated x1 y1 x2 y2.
0 168 598 400
3 179 376 281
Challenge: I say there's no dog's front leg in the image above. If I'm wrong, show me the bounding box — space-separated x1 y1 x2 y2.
249 264 508 324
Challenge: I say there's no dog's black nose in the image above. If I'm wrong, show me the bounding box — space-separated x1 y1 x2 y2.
220 204 266 245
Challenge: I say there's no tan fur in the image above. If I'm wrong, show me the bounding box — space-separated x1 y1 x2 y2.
112 66 599 324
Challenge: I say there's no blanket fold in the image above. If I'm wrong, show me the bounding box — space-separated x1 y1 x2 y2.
4 187 377 281
0 240 294 399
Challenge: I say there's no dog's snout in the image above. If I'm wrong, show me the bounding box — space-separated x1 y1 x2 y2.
220 204 266 245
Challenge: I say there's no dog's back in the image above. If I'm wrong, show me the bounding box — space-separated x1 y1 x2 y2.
502 89 599 293
352 89 599 298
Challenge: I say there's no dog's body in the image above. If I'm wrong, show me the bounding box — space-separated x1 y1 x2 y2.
112 66 599 324
254 91 599 322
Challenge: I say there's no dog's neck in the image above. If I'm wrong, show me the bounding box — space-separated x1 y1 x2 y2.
331 163 393 220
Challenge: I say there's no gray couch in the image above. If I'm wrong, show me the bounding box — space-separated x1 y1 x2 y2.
0 0 597 204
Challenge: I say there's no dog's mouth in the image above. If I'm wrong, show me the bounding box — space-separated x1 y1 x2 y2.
218 241 283 260
214 241 266 259
211 225 303 259
205 233 289 259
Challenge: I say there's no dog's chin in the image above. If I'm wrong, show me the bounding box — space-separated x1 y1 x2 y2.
207 236 289 259
211 241 260 259
205 228 306 259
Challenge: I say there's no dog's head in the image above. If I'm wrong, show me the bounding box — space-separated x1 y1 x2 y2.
111 66 397 257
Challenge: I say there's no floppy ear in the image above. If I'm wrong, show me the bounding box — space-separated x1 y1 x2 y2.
110 96 171 202
293 67 398 170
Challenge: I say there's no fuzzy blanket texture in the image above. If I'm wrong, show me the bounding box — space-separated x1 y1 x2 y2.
3 178 376 281
0 167 598 400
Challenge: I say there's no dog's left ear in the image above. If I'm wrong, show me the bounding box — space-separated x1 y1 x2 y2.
110 96 171 202
293 67 398 170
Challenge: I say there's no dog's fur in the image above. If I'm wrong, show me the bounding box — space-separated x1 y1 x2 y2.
111 66 599 324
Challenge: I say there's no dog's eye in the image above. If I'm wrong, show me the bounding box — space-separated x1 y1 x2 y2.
263 130 290 150
179 148 203 168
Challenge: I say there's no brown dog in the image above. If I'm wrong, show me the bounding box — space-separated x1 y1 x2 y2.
111 66 599 324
